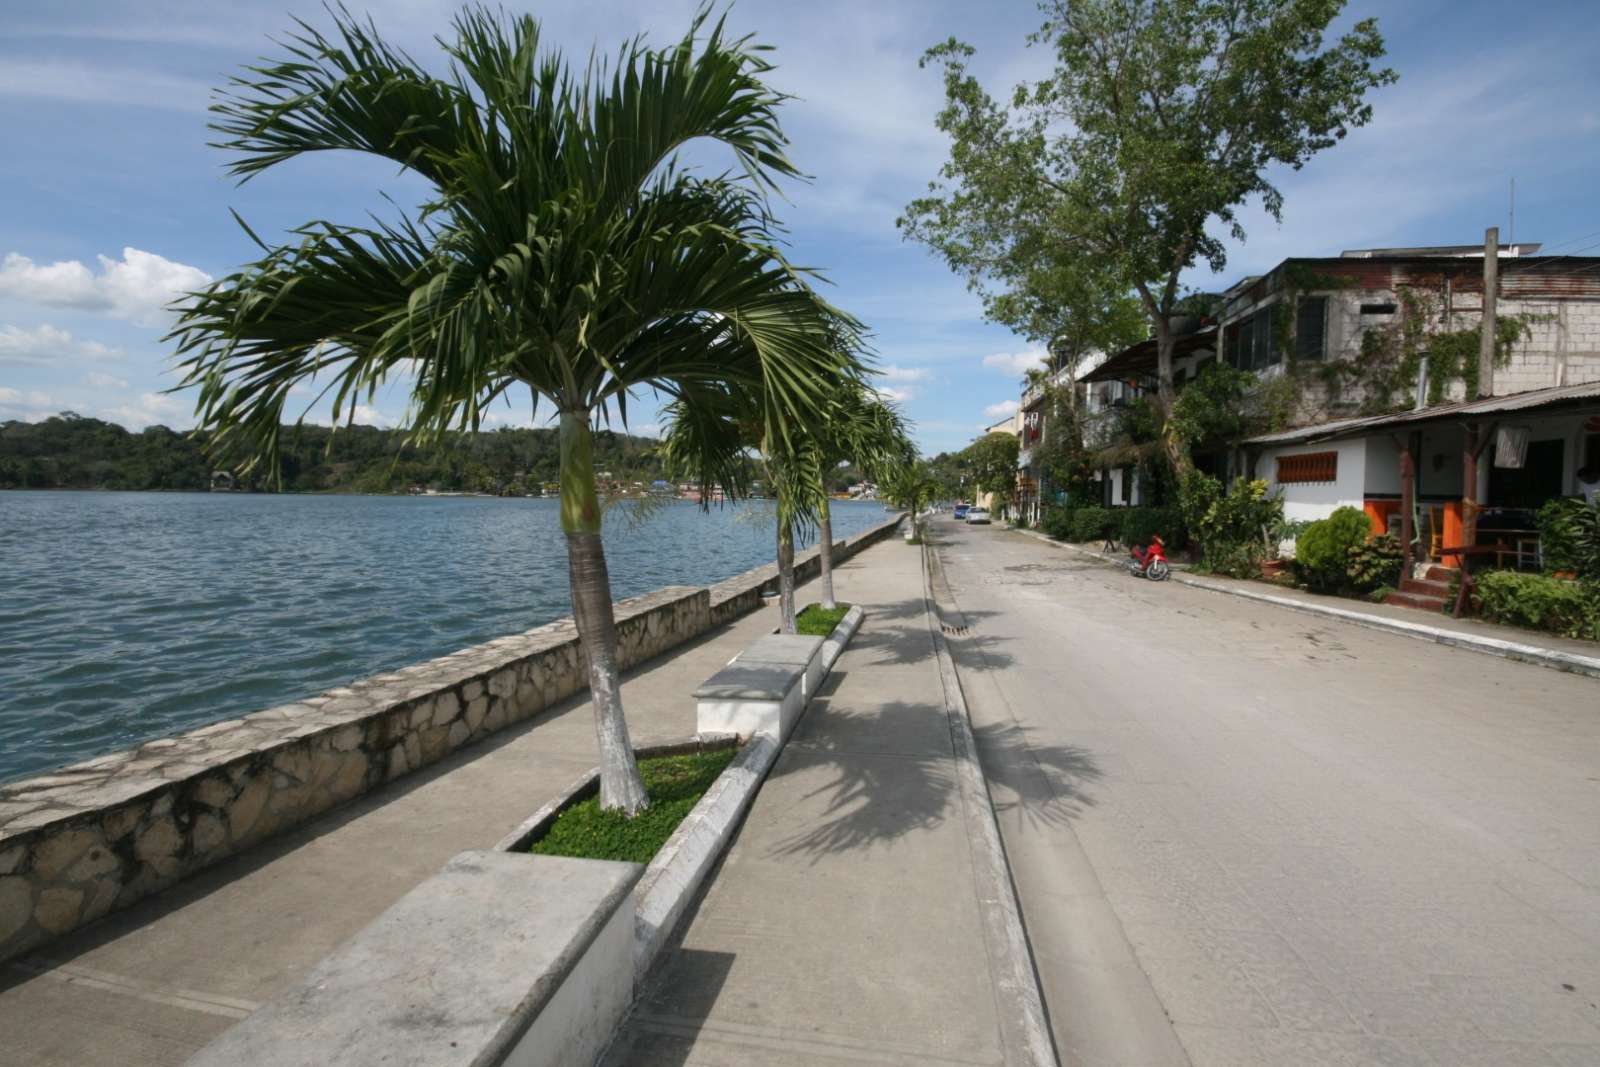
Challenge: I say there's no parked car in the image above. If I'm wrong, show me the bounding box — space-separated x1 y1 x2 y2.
965 507 991 525
953 504 970 520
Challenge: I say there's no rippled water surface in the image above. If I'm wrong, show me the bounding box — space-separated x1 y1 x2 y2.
0 492 890 782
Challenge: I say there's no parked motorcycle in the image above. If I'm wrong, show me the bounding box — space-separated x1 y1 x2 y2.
1127 535 1171 581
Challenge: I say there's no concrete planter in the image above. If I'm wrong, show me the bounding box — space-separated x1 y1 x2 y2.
186 602 870 1067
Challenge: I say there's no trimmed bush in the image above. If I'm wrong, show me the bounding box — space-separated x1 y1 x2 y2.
1346 532 1404 595
1119 506 1187 551
1474 571 1600 640
1292 507 1373 592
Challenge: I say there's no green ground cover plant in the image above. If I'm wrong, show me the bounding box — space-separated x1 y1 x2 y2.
796 602 852 636
530 748 737 864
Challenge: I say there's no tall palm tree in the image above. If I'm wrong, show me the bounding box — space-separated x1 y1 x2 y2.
168 7 860 814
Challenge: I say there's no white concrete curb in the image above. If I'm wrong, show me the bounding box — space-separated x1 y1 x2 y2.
920 541 1059 1067
1012 527 1600 681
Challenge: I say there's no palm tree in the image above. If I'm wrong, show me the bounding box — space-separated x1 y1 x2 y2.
811 385 914 608
657 382 830 634
168 7 860 814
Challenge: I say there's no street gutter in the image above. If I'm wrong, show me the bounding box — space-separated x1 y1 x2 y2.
1009 527 1600 681
921 533 1060 1067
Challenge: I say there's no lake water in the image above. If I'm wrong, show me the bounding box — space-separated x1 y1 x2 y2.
0 492 889 783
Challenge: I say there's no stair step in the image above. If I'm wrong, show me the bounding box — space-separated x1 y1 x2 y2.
1400 577 1452 597
1424 565 1458 582
1386 591 1447 612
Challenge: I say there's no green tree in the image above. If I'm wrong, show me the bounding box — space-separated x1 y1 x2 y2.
962 432 1020 512
169 7 858 814
904 0 1395 471
809 384 915 608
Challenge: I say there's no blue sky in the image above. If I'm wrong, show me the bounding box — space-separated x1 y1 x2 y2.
1 1 1597 456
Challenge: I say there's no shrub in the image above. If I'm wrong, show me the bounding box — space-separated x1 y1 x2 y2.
1180 471 1284 577
1293 506 1374 592
1474 571 1600 640
1537 497 1600 579
1043 506 1074 541
1051 505 1113 543
1119 506 1188 551
1345 532 1404 595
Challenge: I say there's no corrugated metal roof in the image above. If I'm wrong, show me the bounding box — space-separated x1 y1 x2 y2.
1243 381 1600 446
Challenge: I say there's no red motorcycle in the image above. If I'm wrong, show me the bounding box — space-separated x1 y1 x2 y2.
1127 534 1171 581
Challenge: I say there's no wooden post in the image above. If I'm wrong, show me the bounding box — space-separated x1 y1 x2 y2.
1462 422 1479 549
1479 227 1498 398
1398 434 1416 582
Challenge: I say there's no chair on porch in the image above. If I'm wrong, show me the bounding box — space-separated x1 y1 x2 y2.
1422 505 1445 562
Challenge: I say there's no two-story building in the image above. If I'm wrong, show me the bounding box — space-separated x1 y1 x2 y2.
1081 242 1600 589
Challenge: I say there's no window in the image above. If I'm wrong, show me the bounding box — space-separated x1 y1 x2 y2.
1252 305 1277 369
1360 302 1398 316
1120 466 1133 503
1296 296 1327 361
1276 451 1338 484
1230 318 1250 369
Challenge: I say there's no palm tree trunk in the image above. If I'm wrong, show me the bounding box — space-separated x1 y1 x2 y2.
817 483 836 610
776 516 798 633
559 410 648 815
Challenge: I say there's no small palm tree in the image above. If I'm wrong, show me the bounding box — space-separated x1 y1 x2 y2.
657 382 830 634
169 7 859 813
811 385 914 608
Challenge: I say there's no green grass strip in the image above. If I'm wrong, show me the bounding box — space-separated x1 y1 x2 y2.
796 602 852 636
530 747 737 864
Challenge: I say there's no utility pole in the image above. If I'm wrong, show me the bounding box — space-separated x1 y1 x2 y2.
1478 226 1498 398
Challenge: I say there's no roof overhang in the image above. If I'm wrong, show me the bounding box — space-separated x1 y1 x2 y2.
1241 381 1600 448
1081 327 1219 384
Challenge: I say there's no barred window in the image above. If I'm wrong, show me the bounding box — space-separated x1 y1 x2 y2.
1296 297 1328 360
1276 451 1338 484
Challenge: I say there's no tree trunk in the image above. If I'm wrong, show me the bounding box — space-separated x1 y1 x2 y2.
776 517 798 634
559 409 648 815
817 486 836 609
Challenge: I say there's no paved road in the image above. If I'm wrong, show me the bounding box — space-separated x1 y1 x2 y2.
932 519 1600 1066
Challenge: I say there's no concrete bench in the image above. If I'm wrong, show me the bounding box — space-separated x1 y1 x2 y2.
694 633 823 742
188 851 640 1067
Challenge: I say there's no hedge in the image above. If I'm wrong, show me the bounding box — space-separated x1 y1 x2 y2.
1043 505 1187 549
1474 571 1600 640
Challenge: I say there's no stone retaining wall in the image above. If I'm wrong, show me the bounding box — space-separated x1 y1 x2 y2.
0 513 903 963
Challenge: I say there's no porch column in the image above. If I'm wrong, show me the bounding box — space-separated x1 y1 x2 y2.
1398 433 1416 580
1462 422 1479 549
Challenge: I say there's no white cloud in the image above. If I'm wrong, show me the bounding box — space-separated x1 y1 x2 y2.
0 60 212 112
0 248 212 327
0 323 121 365
874 385 914 404
100 391 192 430
352 405 399 428
981 349 1047 375
0 387 57 423
877 364 929 382
85 371 130 389
982 399 1019 419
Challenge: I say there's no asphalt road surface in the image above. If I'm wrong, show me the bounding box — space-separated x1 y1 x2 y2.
932 517 1600 1067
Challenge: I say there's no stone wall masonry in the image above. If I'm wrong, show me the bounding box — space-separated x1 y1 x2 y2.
0 513 903 964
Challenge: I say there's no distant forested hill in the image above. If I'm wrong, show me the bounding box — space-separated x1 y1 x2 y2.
0 413 666 494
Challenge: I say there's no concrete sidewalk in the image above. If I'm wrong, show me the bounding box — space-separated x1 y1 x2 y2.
0 555 870 1066
606 537 1036 1066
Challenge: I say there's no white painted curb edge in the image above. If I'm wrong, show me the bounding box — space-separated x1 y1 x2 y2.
1013 527 1600 681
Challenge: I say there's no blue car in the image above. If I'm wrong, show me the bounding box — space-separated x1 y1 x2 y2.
953 504 970 520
